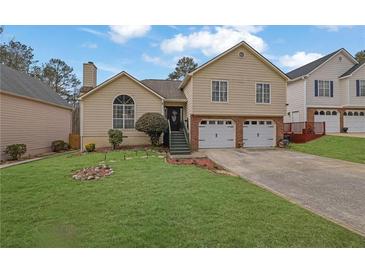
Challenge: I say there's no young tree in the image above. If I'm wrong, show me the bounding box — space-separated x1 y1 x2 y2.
0 40 37 73
355 50 365 62
41 58 81 105
168 57 198 80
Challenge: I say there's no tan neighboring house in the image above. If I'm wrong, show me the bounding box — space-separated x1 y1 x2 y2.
285 49 365 133
0 64 73 160
79 41 289 154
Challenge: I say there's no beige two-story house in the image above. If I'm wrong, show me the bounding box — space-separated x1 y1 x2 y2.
285 48 365 133
79 41 288 154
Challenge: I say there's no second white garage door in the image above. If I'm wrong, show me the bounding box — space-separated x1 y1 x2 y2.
344 111 365 132
243 120 276 148
199 120 235 149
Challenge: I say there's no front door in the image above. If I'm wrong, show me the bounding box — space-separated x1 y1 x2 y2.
167 107 181 131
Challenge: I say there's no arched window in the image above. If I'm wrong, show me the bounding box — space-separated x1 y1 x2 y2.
360 112 364 116
314 111 319 115
348 111 353 116
344 112 347 116
326 111 331 115
354 112 359 116
332 111 337 115
320 111 325 115
113 95 135 129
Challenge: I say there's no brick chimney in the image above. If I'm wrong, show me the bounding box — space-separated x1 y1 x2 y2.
80 62 97 95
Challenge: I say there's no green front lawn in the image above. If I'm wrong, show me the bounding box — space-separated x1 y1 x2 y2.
1 151 364 247
289 135 365 164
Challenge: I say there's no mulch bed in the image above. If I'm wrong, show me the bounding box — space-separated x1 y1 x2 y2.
167 157 221 170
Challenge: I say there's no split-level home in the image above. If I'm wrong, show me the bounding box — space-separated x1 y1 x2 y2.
285 49 365 133
79 41 289 154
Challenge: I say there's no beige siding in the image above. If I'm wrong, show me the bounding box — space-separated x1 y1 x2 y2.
81 75 163 148
183 78 193 130
191 45 287 116
347 67 365 106
285 79 306 122
306 53 355 106
0 92 72 160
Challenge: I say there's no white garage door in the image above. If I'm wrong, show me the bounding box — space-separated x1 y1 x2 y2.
314 110 340 133
199 120 235 149
344 111 365 132
243 120 276 148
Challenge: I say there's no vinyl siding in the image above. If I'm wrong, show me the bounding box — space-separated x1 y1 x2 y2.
306 53 355 106
285 79 306 122
347 66 365 106
191 45 287 116
0 92 72 160
81 75 163 148
183 78 193 130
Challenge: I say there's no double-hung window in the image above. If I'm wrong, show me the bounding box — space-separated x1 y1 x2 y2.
359 80 365 96
212 80 228 102
318 80 330 97
256 83 271 104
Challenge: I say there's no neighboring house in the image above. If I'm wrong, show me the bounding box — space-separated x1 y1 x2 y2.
0 64 73 160
285 49 365 133
79 41 288 153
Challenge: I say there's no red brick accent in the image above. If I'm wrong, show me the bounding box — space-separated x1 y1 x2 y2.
190 115 284 151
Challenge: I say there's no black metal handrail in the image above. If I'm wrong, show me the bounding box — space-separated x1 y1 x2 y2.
168 119 172 147
182 120 190 149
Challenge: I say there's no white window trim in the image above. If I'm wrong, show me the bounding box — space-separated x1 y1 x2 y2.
112 94 136 130
211 80 229 103
318 80 331 97
255 82 271 104
359 80 365 96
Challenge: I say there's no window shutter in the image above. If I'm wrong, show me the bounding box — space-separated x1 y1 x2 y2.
314 80 318 96
330 81 334 97
356 80 360 96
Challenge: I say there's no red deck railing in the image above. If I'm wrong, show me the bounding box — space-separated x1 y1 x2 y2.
284 122 326 143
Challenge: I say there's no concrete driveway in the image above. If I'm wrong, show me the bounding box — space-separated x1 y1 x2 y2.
205 149 365 236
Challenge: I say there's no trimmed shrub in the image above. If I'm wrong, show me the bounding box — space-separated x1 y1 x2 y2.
108 129 124 150
135 112 168 146
85 143 96 152
51 140 68 152
4 144 27 160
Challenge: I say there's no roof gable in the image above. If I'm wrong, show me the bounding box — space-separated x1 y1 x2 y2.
179 40 289 89
0 64 72 109
79 71 164 100
287 48 357 80
339 60 365 78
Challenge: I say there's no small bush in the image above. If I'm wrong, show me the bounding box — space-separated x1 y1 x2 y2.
4 144 27 160
51 140 68 152
85 143 96 152
135 112 168 146
108 129 124 150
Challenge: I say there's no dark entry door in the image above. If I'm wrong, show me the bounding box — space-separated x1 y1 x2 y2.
167 107 181 131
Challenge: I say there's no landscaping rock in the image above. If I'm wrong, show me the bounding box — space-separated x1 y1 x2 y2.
72 165 113 181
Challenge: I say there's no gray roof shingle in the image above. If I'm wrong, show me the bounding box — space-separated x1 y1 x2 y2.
286 49 344 80
0 64 72 108
340 60 365 78
141 79 186 100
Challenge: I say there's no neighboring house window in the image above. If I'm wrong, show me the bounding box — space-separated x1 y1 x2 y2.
256 83 271 104
113 95 135 129
315 80 333 97
212 80 228 102
357 80 365 96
